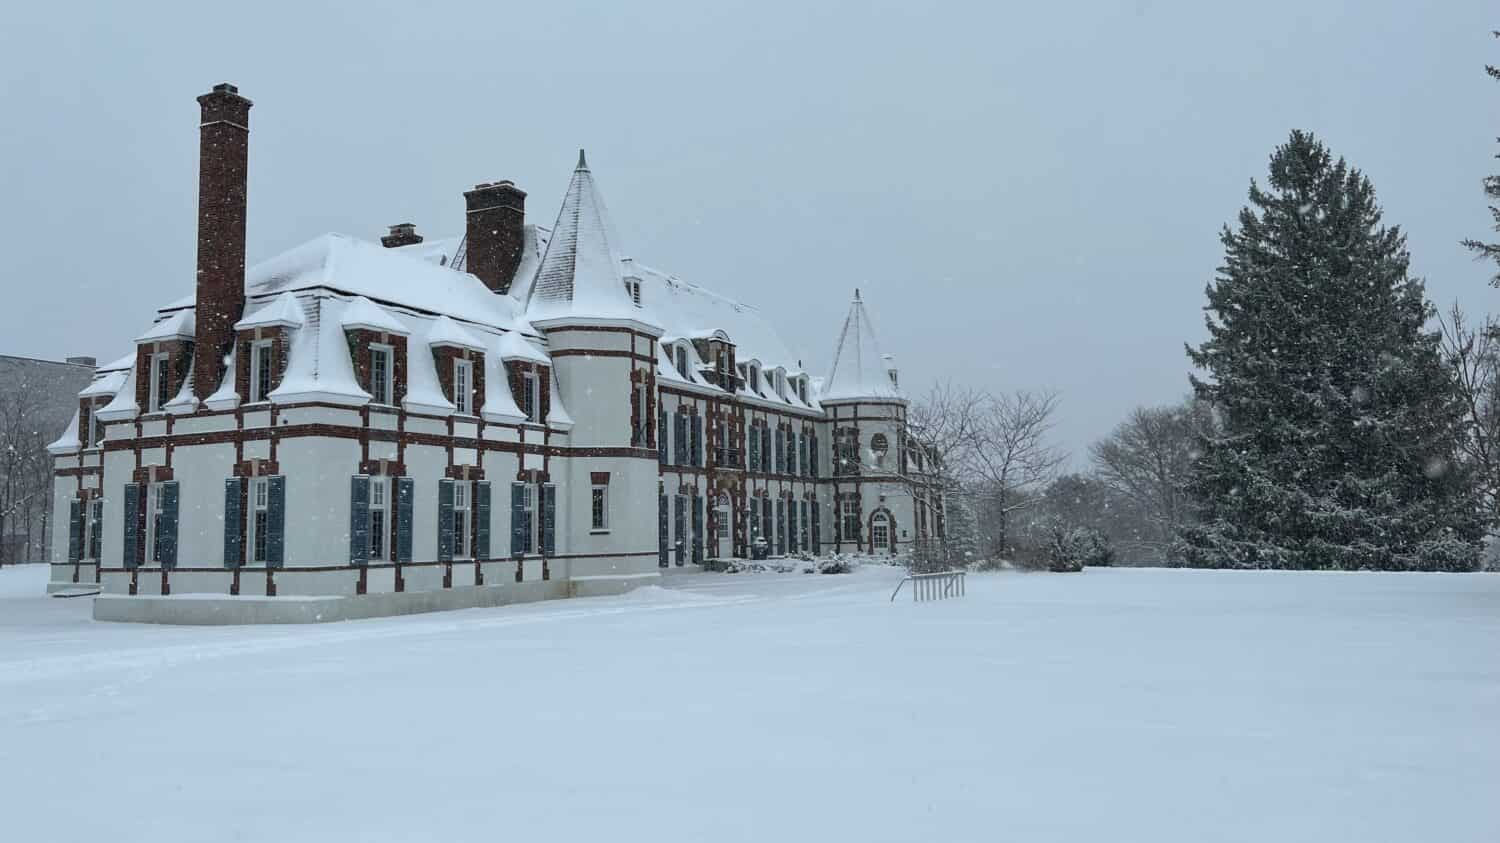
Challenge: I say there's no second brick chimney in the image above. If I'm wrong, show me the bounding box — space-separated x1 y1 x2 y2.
463 180 526 294
193 82 253 400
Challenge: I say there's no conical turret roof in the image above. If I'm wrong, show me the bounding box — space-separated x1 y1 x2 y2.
525 150 659 332
823 289 902 403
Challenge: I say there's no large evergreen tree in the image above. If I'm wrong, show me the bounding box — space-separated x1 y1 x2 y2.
1180 131 1484 571
1461 31 1500 284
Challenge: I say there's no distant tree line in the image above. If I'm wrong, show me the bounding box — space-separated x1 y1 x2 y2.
912 32 1500 573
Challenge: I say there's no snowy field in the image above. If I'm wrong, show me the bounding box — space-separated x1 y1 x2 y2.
2 563 1497 843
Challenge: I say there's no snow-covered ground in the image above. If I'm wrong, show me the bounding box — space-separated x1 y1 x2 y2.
2 563 1497 842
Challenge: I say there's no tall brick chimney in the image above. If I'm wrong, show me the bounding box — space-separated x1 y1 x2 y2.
463 180 526 294
193 82 252 400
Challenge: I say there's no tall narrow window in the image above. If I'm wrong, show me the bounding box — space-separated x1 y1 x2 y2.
633 381 650 446
249 340 273 403
145 483 166 562
591 483 609 531
453 358 473 414
521 371 539 422
675 345 690 379
247 477 270 562
87 499 103 560
749 365 759 394
369 344 393 406
716 494 731 540
841 497 861 543
148 352 171 413
369 477 388 559
521 484 536 553
453 482 470 558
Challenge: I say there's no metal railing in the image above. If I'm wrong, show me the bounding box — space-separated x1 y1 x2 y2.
890 570 966 602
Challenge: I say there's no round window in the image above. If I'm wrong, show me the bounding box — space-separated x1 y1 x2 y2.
870 433 889 456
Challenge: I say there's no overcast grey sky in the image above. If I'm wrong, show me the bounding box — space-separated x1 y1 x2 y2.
1 0 1495 457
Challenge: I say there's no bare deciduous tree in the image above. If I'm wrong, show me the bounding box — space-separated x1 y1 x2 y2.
0 385 54 565
1088 399 1208 561
1438 302 1500 524
964 389 1066 564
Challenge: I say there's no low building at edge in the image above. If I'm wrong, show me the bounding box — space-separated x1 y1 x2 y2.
45 84 945 620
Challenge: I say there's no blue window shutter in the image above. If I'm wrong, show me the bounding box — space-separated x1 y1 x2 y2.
266 475 286 568
762 496 773 542
475 481 491 560
438 478 455 562
762 427 772 472
658 494 668 567
775 427 785 474
810 498 822 552
510 483 526 557
223 478 243 568
349 476 370 565
67 500 82 564
800 435 810 478
159 481 180 569
658 410 668 465
692 495 704 564
90 500 103 560
396 477 414 563
673 495 686 565
748 424 760 471
674 412 687 465
542 484 556 556
693 416 703 466
787 499 797 553
780 495 792 555
123 483 140 569
809 434 818 479
801 500 810 551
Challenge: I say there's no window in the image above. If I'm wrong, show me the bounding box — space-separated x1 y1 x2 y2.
716 494 731 540
453 482 470 558
633 381 650 447
249 477 269 563
249 340 273 403
624 278 642 306
520 371 540 421
519 484 535 553
148 352 171 413
145 483 166 563
715 418 733 467
369 344 393 405
798 379 807 402
841 496 860 543
591 483 609 531
453 358 473 415
84 498 102 560
83 402 101 448
786 429 798 475
749 365 759 394
675 345 690 379
871 513 890 549
871 433 889 468
369 477 388 559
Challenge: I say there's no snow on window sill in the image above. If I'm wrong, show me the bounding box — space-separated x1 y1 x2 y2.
589 529 610 535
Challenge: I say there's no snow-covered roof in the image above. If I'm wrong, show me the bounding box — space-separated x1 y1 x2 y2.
525 151 661 332
234 291 306 330
426 315 485 352
79 368 129 399
497 330 549 364
339 296 408 335
46 410 80 455
822 290 903 403
135 309 195 343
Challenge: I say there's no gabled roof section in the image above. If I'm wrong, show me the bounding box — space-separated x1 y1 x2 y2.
426 315 485 352
136 309 195 343
823 289 903 403
235 291 306 330
526 151 660 332
339 296 408 335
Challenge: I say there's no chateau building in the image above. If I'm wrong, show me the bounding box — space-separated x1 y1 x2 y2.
45 84 943 618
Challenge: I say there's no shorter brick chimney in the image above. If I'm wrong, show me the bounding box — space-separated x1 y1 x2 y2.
463 180 526 294
381 222 423 248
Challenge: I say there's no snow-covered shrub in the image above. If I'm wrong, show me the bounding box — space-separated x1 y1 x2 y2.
1044 526 1114 572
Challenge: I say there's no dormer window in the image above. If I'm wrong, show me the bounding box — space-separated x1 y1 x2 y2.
675 345 690 379
249 340 273 403
624 279 642 306
748 365 760 394
148 351 171 413
521 370 540 421
369 344 394 405
453 358 473 414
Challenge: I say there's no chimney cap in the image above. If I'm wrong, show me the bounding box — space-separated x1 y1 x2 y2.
213 82 239 94
388 222 417 234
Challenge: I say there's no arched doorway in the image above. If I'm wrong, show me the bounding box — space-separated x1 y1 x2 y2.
869 510 891 554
